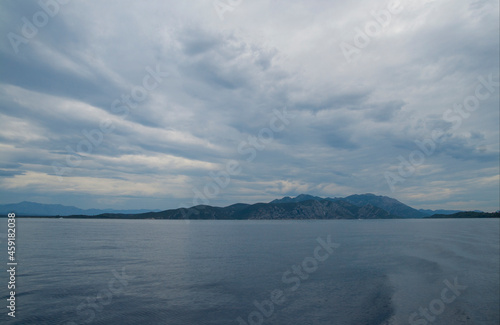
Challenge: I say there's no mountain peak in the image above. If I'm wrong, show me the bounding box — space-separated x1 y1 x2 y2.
295 194 320 200
270 194 324 204
269 193 427 218
344 194 425 218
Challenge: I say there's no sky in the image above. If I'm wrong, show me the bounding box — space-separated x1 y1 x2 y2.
0 0 498 212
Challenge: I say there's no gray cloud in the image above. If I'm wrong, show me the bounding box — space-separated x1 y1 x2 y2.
0 0 498 212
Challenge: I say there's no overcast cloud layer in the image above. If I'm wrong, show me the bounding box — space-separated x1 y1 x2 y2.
0 0 498 211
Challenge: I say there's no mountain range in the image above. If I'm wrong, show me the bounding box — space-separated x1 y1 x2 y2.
0 201 159 216
1 193 493 219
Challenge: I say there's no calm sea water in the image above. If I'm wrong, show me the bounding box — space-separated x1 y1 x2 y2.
0 218 498 325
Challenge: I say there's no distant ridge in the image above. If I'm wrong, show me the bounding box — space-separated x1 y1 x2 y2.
271 193 426 218
0 201 159 216
270 194 326 204
425 211 499 219
342 193 426 219
1 194 484 219
418 209 483 216
44 199 399 220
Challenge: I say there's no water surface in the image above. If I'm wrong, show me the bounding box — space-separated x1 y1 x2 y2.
0 218 498 324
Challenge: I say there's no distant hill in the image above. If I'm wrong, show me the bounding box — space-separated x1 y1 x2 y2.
418 209 478 216
270 194 326 204
235 199 397 220
0 201 159 216
2 194 488 220
342 194 426 218
271 193 426 218
54 199 398 220
426 211 500 219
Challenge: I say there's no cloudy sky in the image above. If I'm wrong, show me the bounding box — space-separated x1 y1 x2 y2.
0 0 498 212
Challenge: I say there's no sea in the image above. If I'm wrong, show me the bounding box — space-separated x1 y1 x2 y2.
0 218 498 325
